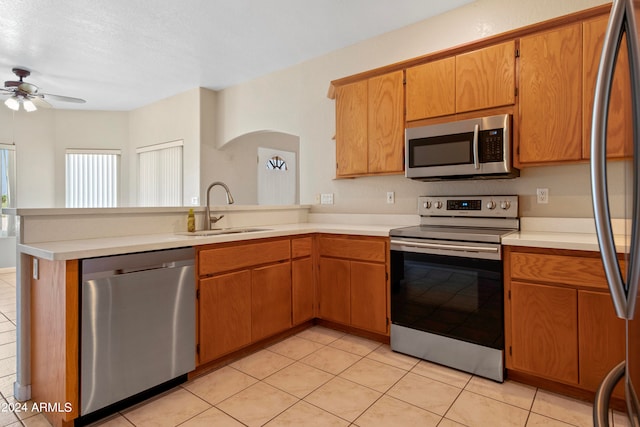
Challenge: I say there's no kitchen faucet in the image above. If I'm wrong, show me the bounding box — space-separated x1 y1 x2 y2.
205 181 235 229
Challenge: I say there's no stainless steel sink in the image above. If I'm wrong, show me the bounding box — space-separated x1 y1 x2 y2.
177 227 271 237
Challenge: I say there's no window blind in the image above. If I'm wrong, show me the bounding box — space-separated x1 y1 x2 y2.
0 144 16 237
137 141 183 206
65 150 120 208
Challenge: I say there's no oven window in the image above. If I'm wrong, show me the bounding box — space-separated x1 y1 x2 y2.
391 250 504 350
409 132 473 167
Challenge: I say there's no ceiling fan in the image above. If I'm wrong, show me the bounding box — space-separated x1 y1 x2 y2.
0 67 86 112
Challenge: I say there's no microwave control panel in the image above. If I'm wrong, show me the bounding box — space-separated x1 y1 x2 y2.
479 129 504 163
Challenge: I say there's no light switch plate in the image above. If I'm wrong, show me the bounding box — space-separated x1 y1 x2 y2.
386 192 395 204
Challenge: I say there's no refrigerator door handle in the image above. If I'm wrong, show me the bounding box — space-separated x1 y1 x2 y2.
594 361 626 427
622 0 640 319
591 0 638 320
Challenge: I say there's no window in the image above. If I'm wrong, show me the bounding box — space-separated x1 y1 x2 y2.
65 149 120 208
0 144 16 237
137 140 183 207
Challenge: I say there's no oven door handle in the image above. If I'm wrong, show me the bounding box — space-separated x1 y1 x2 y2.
472 124 480 170
390 239 498 254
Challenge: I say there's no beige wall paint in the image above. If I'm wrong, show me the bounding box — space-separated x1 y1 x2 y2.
128 87 202 206
0 108 128 208
214 0 614 217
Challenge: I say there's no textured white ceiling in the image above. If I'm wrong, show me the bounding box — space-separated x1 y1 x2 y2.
0 0 472 111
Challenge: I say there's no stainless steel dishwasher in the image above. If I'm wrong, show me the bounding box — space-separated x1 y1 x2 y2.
80 247 195 417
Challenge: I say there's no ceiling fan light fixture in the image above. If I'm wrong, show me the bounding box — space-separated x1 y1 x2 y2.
4 96 19 111
22 99 37 112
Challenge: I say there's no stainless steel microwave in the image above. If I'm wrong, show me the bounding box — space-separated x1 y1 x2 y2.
405 113 519 181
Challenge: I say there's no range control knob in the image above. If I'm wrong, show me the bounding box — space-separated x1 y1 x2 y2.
424 201 432 209
486 201 497 210
500 201 511 210
435 201 443 209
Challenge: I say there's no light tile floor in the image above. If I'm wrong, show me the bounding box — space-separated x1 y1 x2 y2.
0 270 633 427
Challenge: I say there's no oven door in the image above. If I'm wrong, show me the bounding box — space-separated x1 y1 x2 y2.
390 238 504 351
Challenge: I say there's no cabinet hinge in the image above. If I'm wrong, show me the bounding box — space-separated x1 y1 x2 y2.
515 48 520 58
196 344 200 355
196 289 200 300
385 272 389 281
514 87 518 97
336 162 339 171
508 290 511 300
386 317 389 326
509 346 512 356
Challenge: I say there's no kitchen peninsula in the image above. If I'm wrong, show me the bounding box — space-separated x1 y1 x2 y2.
7 205 415 427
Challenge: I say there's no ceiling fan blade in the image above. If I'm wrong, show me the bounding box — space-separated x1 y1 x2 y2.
0 88 14 96
39 93 86 103
31 96 52 109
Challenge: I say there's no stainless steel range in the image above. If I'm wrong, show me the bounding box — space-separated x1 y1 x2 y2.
390 195 519 382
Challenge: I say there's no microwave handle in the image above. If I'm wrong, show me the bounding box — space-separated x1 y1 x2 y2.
472 124 480 169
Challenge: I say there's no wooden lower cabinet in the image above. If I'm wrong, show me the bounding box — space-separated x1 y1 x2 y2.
350 261 387 334
509 281 579 384
505 246 626 398
578 290 626 398
317 235 389 335
292 257 314 325
318 257 350 324
199 270 252 363
252 262 292 341
292 237 315 325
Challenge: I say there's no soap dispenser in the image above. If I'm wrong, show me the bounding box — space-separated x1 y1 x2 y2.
187 208 196 232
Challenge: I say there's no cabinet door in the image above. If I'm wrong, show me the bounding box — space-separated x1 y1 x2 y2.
368 71 404 174
510 281 579 384
336 80 368 177
406 58 455 121
456 41 515 113
292 257 314 325
199 270 251 363
350 261 387 334
251 262 292 341
318 257 350 324
578 290 626 398
519 23 582 164
583 16 633 159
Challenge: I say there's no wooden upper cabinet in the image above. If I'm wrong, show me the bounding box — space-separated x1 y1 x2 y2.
456 41 516 113
583 16 633 159
336 80 368 176
335 71 404 177
406 57 455 121
519 23 583 164
368 71 405 174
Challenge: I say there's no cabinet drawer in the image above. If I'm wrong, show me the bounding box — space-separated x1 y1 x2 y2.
318 236 386 262
510 252 613 290
291 237 313 258
199 239 290 276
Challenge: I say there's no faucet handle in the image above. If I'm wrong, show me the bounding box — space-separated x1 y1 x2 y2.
210 214 225 225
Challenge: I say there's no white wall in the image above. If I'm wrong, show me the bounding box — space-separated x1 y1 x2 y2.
201 131 299 205
128 87 202 206
0 108 128 208
214 0 613 218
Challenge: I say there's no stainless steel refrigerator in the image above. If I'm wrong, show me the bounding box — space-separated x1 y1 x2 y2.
592 0 640 425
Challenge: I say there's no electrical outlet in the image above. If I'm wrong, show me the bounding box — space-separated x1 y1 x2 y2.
386 191 395 204
315 194 321 204
320 193 334 205
536 188 549 204
191 196 199 205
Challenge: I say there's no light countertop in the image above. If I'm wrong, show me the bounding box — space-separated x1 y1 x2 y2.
18 222 396 261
